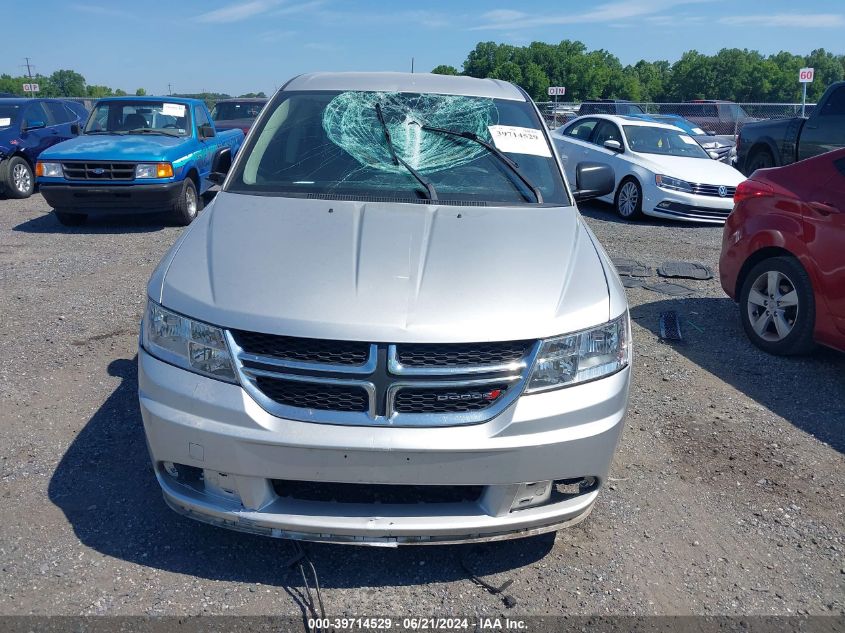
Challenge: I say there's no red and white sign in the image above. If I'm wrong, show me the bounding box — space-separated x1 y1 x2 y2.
22 83 40 93
799 68 814 83
547 86 566 96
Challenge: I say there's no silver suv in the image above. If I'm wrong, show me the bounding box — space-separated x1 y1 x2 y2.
138 72 631 545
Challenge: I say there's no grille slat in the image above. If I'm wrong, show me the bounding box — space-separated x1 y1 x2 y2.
393 385 510 414
233 331 370 366
272 480 483 504
254 376 368 412
689 183 736 197
395 341 532 368
62 161 136 181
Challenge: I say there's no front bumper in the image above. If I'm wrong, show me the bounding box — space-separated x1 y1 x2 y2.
138 349 630 545
39 181 182 214
644 187 736 224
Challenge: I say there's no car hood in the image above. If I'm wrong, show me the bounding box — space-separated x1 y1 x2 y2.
151 193 613 343
633 153 745 185
39 133 187 163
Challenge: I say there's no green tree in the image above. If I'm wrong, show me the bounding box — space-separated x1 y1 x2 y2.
520 62 549 101
135 88 147 96
667 51 716 100
86 85 114 98
47 69 86 97
114 89 127 96
490 61 523 85
431 64 459 75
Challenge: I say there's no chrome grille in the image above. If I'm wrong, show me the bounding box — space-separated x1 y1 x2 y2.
690 183 736 197
62 161 136 181
227 332 539 427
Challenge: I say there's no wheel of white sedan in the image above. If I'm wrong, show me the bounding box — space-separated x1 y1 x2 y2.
739 256 816 355
614 178 642 220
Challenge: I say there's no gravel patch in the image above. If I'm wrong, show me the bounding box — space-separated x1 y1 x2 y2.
1 194 842 618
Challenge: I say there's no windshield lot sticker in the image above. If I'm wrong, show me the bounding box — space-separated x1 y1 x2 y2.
488 125 551 157
162 103 186 117
323 91 494 173
680 135 697 145
0 118 11 126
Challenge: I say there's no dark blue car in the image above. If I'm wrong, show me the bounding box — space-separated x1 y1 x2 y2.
0 98 88 198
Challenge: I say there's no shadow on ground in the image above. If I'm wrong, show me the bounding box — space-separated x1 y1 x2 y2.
14 211 171 234
48 358 556 594
633 296 845 453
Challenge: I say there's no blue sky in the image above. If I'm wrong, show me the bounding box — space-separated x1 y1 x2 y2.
7 0 844 96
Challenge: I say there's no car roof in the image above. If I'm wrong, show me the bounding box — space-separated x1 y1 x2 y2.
283 72 526 101
217 97 267 103
91 96 203 106
0 97 71 104
566 113 685 130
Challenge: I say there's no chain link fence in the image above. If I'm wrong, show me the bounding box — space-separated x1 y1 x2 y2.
537 101 816 135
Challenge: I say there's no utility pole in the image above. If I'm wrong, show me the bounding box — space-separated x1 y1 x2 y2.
168 83 172 95
411 57 415 74
21 57 35 80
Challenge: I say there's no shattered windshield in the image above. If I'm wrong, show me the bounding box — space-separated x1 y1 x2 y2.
227 90 569 205
84 101 191 136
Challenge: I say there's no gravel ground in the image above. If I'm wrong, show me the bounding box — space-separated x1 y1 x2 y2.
0 194 843 620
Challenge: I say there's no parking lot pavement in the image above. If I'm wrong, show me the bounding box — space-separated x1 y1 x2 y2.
0 194 843 618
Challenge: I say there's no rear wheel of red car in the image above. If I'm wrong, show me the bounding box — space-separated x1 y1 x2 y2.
54 210 87 226
746 147 774 175
739 256 816 355
614 178 642 220
172 178 201 226
4 156 34 199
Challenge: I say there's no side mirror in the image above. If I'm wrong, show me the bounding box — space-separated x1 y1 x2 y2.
572 162 615 202
70 123 80 135
208 148 232 185
199 124 216 139
24 120 46 131
603 139 623 152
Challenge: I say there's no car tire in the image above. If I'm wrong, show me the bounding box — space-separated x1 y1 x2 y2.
738 256 816 356
4 156 34 199
614 178 642 220
54 210 87 226
745 147 774 175
172 178 201 226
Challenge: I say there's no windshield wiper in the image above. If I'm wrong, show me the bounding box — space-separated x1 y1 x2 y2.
419 125 543 203
126 128 181 137
85 130 127 135
374 103 437 201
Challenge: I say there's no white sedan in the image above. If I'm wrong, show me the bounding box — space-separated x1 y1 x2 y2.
552 114 745 223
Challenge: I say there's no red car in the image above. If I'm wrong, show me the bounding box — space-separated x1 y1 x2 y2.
719 148 845 355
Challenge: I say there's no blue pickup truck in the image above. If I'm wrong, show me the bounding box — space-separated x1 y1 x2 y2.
36 97 243 225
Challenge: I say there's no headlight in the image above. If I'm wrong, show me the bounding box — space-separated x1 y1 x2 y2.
141 300 237 383
135 163 173 178
36 162 62 177
526 313 630 393
655 174 693 193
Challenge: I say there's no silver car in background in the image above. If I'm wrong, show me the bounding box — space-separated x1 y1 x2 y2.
138 72 631 545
